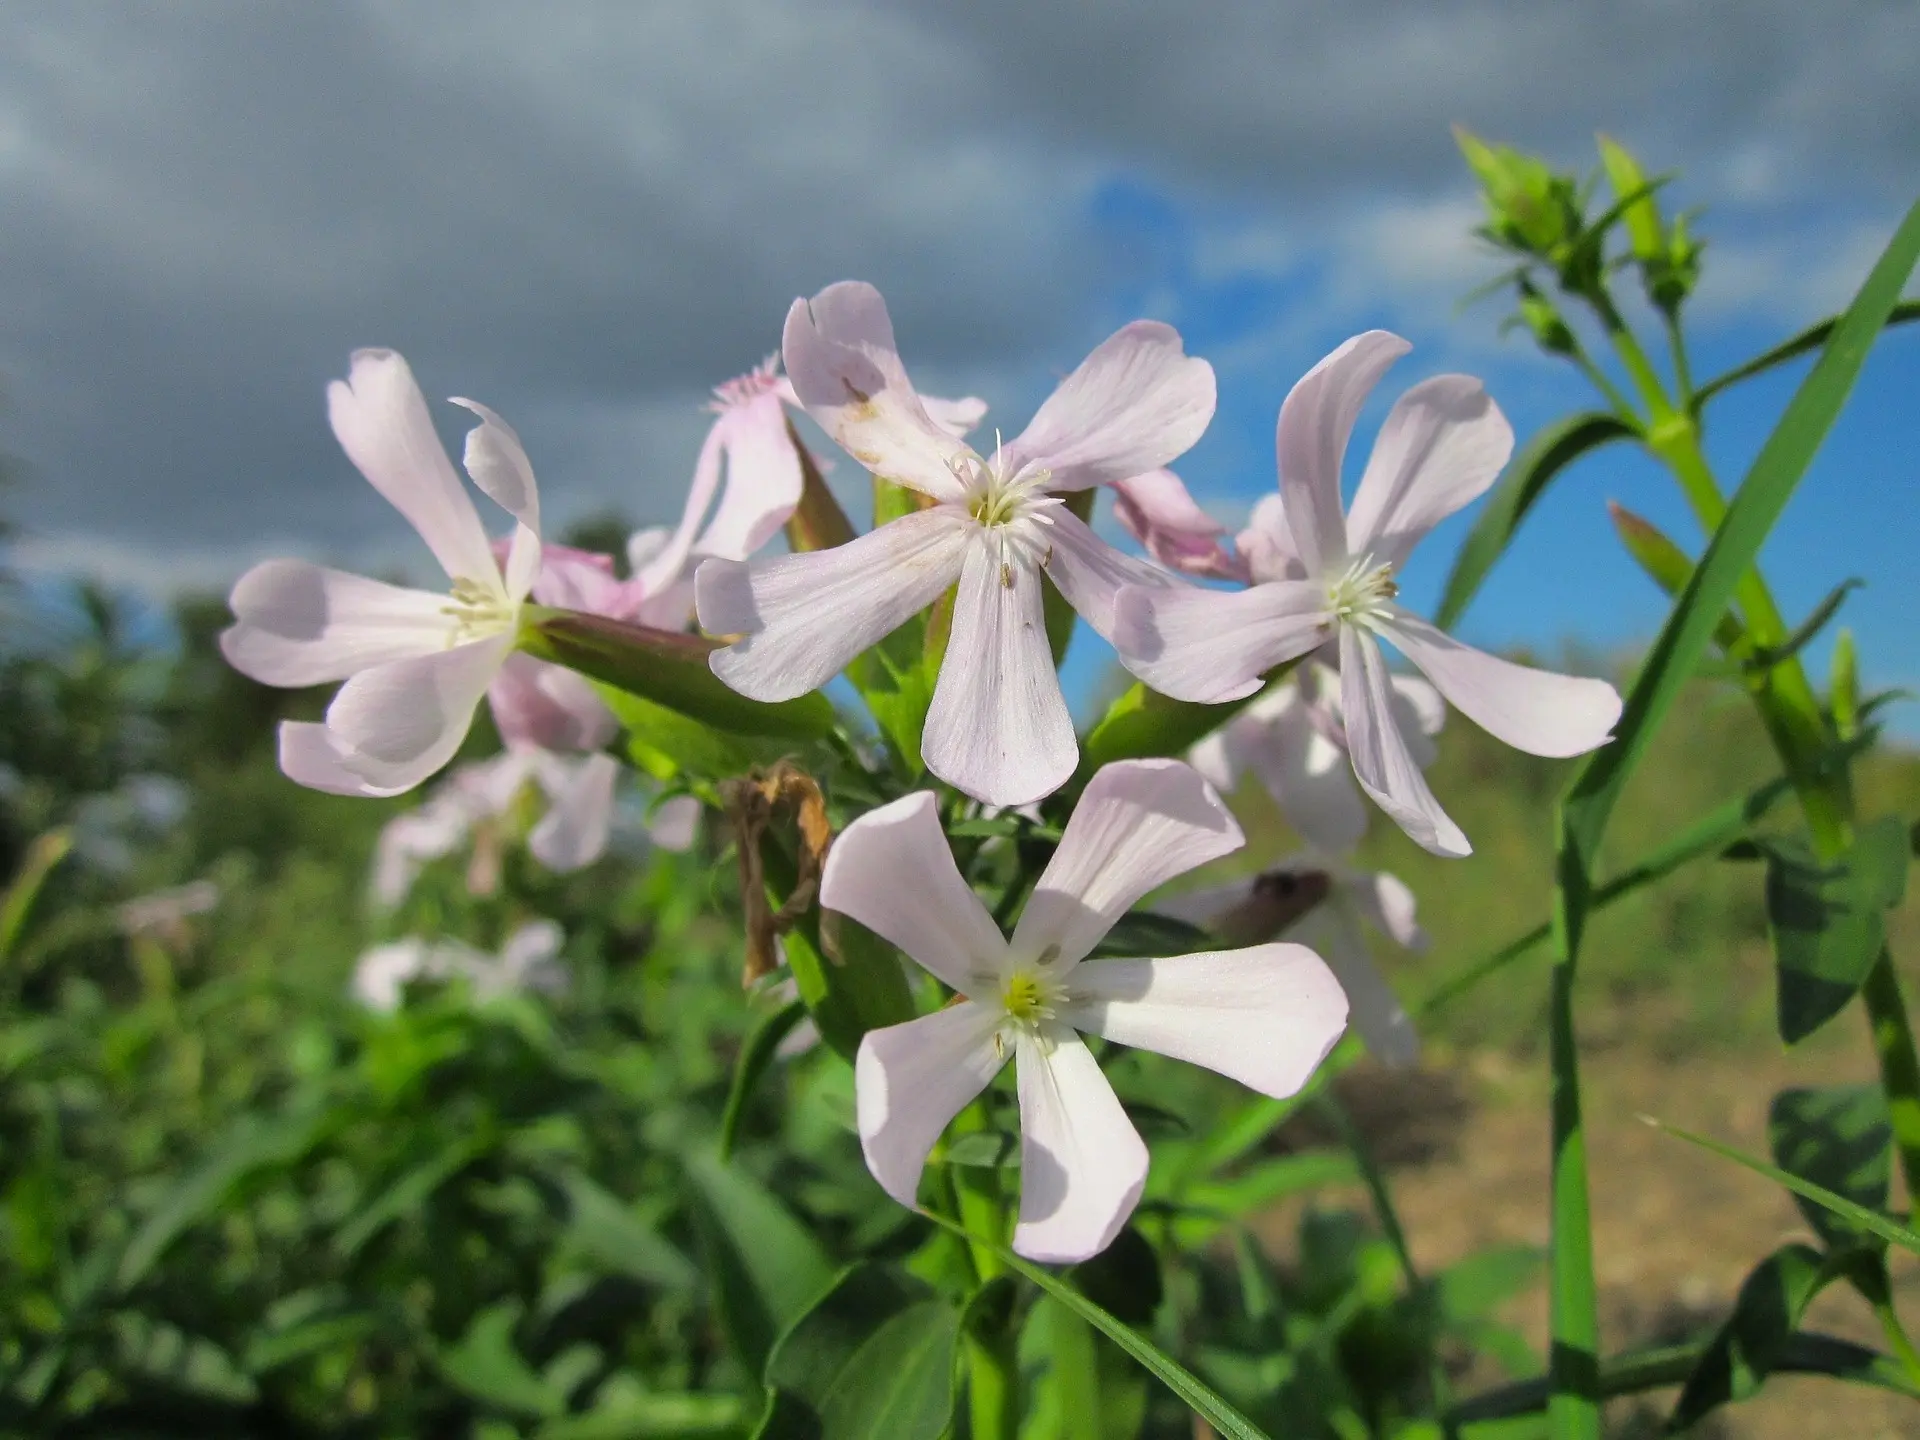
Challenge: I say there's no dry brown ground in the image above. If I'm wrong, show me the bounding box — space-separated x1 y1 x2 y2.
1255 1022 1920 1439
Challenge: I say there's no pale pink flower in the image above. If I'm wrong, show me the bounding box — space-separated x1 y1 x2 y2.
350 920 567 1011
221 350 541 798
699 283 1211 806
1159 859 1426 1069
638 354 989 603
1114 332 1622 856
1190 661 1444 853
824 759 1347 1262
1111 469 1249 582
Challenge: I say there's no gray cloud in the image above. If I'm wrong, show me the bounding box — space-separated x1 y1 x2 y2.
0 0 1911 586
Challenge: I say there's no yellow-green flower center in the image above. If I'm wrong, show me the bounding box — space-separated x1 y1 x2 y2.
444 576 515 646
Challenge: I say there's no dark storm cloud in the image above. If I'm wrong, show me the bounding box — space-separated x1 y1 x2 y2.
0 0 1910 582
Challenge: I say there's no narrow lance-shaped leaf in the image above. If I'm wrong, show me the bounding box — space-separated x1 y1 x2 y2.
1692 297 1920 410
719 999 809 1161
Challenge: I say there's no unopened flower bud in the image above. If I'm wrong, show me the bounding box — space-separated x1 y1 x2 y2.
1454 125 1578 256
1597 133 1664 263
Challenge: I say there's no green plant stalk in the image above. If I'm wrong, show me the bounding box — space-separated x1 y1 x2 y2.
1546 884 1600 1440
1852 1254 1920 1387
1591 284 1920 1205
964 1307 1020 1440
949 1103 1008 1282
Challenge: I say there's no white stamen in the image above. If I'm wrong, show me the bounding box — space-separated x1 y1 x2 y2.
1325 555 1398 630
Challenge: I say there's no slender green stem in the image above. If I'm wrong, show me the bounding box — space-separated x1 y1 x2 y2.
1546 884 1600 1440
1863 955 1920 1207
1663 310 1696 408
965 1316 1020 1440
950 1103 1009 1282
1568 346 1641 425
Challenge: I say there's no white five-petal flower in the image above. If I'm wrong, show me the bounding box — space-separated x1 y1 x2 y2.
824 759 1348 1263
697 282 1210 807
1190 661 1444 854
221 350 542 798
1113 331 1623 856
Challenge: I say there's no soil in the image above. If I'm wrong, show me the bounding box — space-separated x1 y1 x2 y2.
1257 1021 1920 1439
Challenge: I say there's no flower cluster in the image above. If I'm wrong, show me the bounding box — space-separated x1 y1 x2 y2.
224 284 1624 1262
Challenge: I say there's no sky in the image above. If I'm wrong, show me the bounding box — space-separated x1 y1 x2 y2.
0 2 1915 721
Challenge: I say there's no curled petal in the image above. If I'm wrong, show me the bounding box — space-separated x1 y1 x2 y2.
1276 331 1409 577
1062 943 1348 1096
1012 1027 1148 1263
1002 321 1216 490
1041 508 1179 643
821 791 1008 997
696 392 803 561
856 1003 1009 1208
782 282 971 500
327 349 497 585
922 393 989 437
451 397 541 539
1351 868 1427 952
922 545 1076 808
221 559 452 687
279 722 419 798
1237 493 1303 584
1340 626 1469 857
313 634 513 796
489 652 617 752
1112 470 1248 581
1382 610 1621 758
698 508 970 701
528 752 619 873
1011 758 1242 969
636 422 727 599
1344 375 1512 570
1112 580 1330 704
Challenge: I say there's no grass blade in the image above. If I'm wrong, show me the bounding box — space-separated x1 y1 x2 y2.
915 1208 1272 1440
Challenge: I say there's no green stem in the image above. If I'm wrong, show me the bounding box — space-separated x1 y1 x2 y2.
1587 279 1920 1344
1568 346 1641 425
1663 310 1696 408
965 1317 1020 1440
950 1102 1008 1282
1546 891 1600 1440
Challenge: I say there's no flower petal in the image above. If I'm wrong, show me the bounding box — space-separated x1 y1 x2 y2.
1111 579 1330 704
327 349 497 585
698 508 970 702
278 721 420 798
451 397 541 538
1344 375 1512 570
635 422 727 599
1339 626 1470 857
922 393 990 437
645 795 702 852
697 392 803 560
1062 943 1348 1095
1010 758 1242 968
319 634 513 793
489 652 618 752
922 545 1077 808
1276 330 1409 577
820 791 1008 997
1040 507 1179 643
1236 493 1304 584
1111 469 1247 581
1011 1027 1148 1263
782 282 972 500
528 752 619 873
1381 610 1622 759
221 559 453 686
856 1003 1009 1208
1244 687 1370 854
1287 906 1417 1068
1349 868 1427 952
1002 321 1215 491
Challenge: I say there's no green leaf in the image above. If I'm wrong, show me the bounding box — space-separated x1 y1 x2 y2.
1078 662 1300 781
332 1128 495 1259
720 999 810 1161
1769 1085 1893 1251
1090 911 1211 959
1043 489 1098 666
1768 816 1909 1042
116 1102 331 1292
523 608 836 740
1433 412 1634 629
683 1150 838 1380
535 1392 749 1439
753 1263 960 1440
0 828 71 965
559 1170 700 1291
915 1208 1274 1440
435 1301 564 1419
1646 1116 1920 1258
599 684 782 783
1438 1246 1545 1323
1668 1243 1839 1430
939 1130 1019 1169
1692 297 1920 410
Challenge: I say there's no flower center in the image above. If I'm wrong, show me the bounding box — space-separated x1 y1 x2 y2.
444 576 516 646
953 437 1063 581
1000 967 1060 1026
1325 555 1398 629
